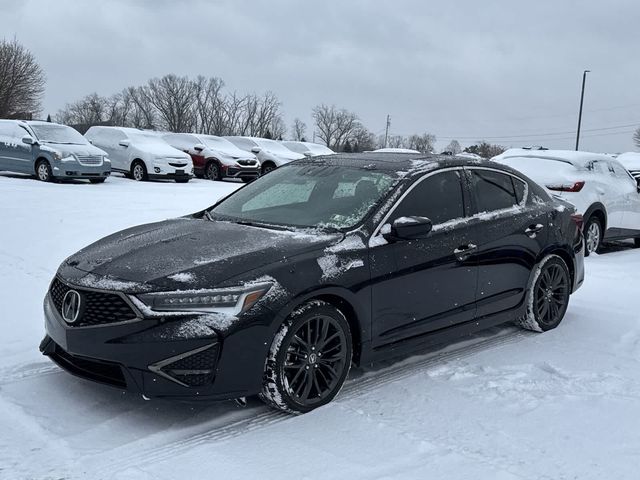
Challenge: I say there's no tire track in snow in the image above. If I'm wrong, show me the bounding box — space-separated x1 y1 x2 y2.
95 327 530 475
0 361 60 384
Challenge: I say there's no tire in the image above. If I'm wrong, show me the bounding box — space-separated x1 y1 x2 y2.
35 159 53 182
518 254 571 332
131 160 147 182
175 178 190 184
261 163 276 175
205 161 221 181
260 300 352 414
89 178 106 184
584 215 602 256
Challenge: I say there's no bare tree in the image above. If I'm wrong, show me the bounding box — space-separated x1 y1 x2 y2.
634 128 640 149
464 141 505 159
0 38 46 118
312 104 361 150
291 118 307 141
350 126 376 152
444 139 462 155
145 74 197 132
56 93 109 125
408 133 436 153
193 75 225 134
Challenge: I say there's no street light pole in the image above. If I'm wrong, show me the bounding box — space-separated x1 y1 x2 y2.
575 70 590 151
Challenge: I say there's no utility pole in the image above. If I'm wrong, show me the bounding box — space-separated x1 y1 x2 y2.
384 115 391 148
575 70 590 151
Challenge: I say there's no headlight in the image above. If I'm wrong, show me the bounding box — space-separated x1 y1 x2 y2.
52 151 63 161
136 282 272 315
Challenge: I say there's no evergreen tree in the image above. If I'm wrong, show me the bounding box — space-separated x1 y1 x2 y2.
343 140 352 153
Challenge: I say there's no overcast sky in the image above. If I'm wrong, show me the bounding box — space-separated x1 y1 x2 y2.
2 0 640 152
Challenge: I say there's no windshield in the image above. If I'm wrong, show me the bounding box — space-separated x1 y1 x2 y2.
127 131 170 146
255 139 297 155
210 163 397 230
201 135 245 154
30 124 88 145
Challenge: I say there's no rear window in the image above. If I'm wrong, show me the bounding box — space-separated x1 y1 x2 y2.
471 170 519 213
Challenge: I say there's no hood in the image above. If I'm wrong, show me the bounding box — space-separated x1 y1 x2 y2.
205 147 257 164
40 143 107 157
133 142 190 159
59 218 342 292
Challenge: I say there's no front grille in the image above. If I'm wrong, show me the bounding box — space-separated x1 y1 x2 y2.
50 278 137 327
237 159 257 166
154 344 219 387
169 162 188 168
77 155 103 166
629 170 640 181
49 342 126 388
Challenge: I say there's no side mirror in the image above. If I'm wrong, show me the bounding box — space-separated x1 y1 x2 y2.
118 140 130 148
194 143 205 152
383 216 433 242
251 147 261 154
22 136 35 145
303 152 313 158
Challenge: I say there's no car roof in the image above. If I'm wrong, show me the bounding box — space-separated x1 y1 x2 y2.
495 148 613 167
293 152 494 175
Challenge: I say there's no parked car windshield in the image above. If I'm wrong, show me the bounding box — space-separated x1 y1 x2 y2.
127 131 171 146
255 139 297 155
30 124 88 145
210 164 397 230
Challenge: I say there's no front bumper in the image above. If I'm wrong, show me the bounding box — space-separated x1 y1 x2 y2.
222 165 260 181
52 160 111 180
39 281 270 400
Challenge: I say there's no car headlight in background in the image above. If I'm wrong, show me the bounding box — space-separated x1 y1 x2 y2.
136 282 272 315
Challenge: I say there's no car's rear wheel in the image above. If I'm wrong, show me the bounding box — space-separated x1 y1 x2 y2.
518 254 571 332
260 300 352 414
584 215 602 256
131 160 147 182
205 161 221 181
35 159 53 182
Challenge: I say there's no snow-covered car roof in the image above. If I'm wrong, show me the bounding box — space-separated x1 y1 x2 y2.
493 148 612 167
372 148 421 154
616 152 640 170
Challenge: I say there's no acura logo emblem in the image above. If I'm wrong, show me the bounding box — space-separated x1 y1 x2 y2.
61 290 82 324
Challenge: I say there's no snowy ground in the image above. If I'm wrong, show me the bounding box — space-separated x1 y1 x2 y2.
1 172 639 480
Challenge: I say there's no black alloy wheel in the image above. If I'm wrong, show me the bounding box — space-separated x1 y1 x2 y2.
206 161 221 181
519 255 570 332
261 301 352 414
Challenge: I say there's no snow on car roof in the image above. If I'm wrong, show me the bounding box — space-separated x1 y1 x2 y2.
372 148 421 154
616 152 640 169
494 148 612 167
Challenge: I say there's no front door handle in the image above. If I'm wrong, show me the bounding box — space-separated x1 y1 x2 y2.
454 243 477 261
525 224 544 238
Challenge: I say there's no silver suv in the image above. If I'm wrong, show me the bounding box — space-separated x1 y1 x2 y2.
0 120 111 183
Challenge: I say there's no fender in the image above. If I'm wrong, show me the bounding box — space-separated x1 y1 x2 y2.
583 202 607 231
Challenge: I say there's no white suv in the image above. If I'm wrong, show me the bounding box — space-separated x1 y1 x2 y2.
493 149 640 254
85 127 193 183
224 136 304 174
616 152 640 182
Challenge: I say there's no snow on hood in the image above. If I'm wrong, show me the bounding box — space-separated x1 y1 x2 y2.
132 141 190 159
59 218 341 292
39 143 107 158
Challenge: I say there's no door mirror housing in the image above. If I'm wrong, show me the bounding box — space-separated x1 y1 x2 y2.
193 144 205 152
251 147 261 154
118 140 130 148
22 136 35 145
383 216 433 241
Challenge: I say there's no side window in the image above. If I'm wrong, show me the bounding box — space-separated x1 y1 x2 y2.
390 170 465 225
512 177 527 204
470 170 519 213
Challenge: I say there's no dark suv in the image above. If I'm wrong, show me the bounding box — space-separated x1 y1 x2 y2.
40 154 584 414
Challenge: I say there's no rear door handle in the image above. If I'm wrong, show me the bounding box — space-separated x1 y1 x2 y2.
525 224 544 238
454 243 477 261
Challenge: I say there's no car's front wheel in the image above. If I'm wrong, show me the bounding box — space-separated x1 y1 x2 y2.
260 300 352 414
584 215 602 256
205 161 221 181
35 159 53 182
518 254 571 332
131 160 147 181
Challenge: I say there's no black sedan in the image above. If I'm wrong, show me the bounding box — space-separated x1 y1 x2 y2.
40 154 585 414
